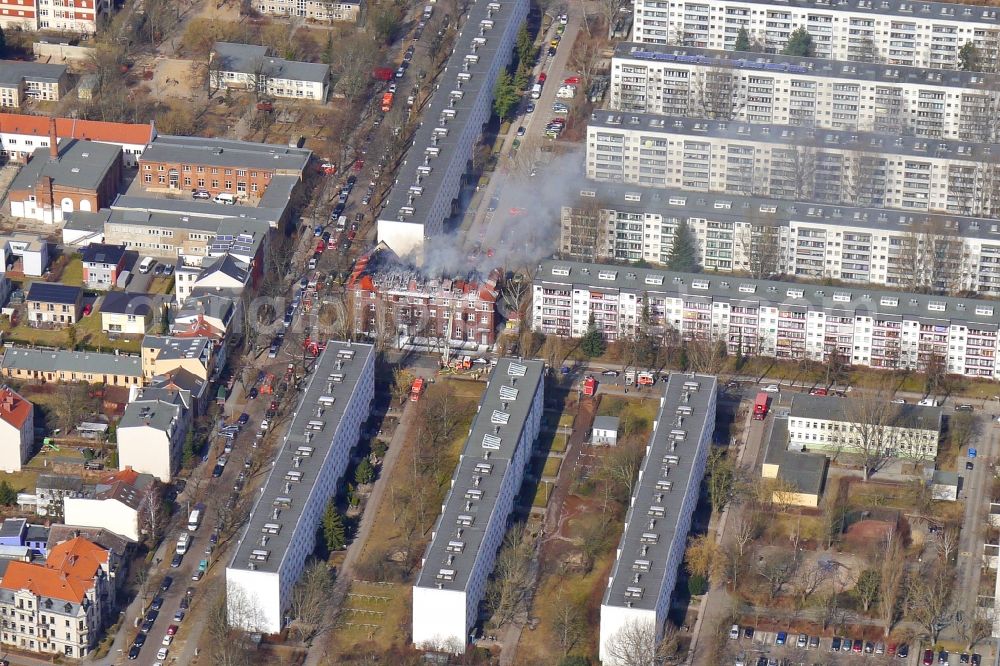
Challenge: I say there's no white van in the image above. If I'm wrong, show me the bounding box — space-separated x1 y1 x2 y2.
530 83 542 99
138 257 155 274
213 192 236 205
556 85 577 99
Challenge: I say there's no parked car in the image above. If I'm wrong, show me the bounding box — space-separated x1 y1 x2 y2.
170 554 182 568
150 598 163 611
762 384 780 393
160 576 172 591
775 632 787 645
173 610 185 623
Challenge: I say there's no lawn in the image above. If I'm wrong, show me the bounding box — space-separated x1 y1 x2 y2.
59 256 83 286
532 481 552 508
549 431 569 453
0 310 141 354
542 456 561 478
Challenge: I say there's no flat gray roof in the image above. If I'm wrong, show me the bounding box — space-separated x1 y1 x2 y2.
380 0 527 234
110 195 283 230
536 259 1000 329
764 417 828 497
213 42 329 84
589 112 1000 163
0 61 66 86
11 139 120 192
615 43 1000 90
568 183 1000 243
649 0 1000 23
0 347 142 377
229 342 374 575
140 135 311 174
603 373 717 611
119 395 183 433
415 357 545 593
143 335 211 362
790 394 943 431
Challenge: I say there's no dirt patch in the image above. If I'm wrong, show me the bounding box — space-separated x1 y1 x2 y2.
151 58 204 105
845 519 896 545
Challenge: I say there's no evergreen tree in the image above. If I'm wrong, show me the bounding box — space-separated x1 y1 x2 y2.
355 458 375 485
493 70 518 120
781 27 815 57
733 27 751 52
959 41 981 71
667 220 701 273
580 315 606 358
0 27 7 58
516 25 534 65
161 304 170 334
0 480 15 506
322 500 346 551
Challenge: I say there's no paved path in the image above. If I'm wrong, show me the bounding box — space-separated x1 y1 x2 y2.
303 399 417 666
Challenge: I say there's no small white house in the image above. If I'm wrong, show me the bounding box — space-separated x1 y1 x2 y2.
591 416 620 446
931 470 960 502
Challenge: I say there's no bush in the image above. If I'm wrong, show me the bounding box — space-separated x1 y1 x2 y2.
688 574 708 596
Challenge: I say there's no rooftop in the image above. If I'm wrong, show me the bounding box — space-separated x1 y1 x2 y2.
229 341 375 575
47 525 130 558
536 259 1000 329
790 394 943 432
415 357 545 593
212 42 330 84
36 474 83 493
0 114 154 146
0 347 142 378
615 43 1000 89
99 291 157 317
588 112 1000 163
380 0 524 234
0 60 66 86
140 135 311 174
603 373 717 611
568 183 1000 243
10 139 121 192
25 282 80 305
0 385 31 430
80 243 126 266
142 335 212 362
118 396 183 437
764 417 828 497
592 415 620 432
644 0 1000 22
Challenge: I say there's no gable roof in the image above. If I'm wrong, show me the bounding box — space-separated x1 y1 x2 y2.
212 41 329 83
0 347 142 378
80 243 126 266
46 537 107 579
198 254 249 285
1 561 90 604
26 282 80 305
0 385 31 430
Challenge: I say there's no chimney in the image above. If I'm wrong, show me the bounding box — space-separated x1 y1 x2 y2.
48 118 58 159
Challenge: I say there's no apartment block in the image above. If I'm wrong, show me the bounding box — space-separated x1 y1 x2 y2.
611 43 1000 141
227 342 374 633
116 387 192 482
210 42 330 102
532 259 1000 378
0 61 68 108
600 374 716 664
412 358 544 653
377 0 529 258
788 394 941 460
0 386 31 473
559 184 1000 294
631 0 1000 70
587 112 1000 215
255 0 360 22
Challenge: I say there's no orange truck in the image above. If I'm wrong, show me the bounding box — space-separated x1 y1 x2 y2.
381 92 394 113
410 377 425 402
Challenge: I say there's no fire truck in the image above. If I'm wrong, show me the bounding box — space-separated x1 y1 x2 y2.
753 392 770 420
410 377 425 402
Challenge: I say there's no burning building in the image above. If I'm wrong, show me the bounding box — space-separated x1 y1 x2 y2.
346 244 502 351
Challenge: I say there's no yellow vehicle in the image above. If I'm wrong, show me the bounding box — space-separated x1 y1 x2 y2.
550 38 560 47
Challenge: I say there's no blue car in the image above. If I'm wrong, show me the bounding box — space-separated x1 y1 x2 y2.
775 632 787 646
314 225 323 237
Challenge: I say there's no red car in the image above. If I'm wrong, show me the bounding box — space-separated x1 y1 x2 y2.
563 76 581 85
509 207 526 216
922 649 933 665
352 159 365 172
81 304 92 317
538 72 547 83
809 387 828 396
316 240 325 254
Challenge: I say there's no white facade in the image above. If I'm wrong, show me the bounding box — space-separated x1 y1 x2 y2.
560 186 1000 294
632 0 1000 70
212 68 328 101
412 359 545 653
0 387 32 473
611 44 1000 141
600 374 717 664
226 343 375 634
533 259 1000 379
587 113 1000 216
377 0 529 259
116 397 189 482
256 0 360 22
63 497 140 542
0 0 109 34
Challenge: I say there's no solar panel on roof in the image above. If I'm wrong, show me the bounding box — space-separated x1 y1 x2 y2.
490 410 510 425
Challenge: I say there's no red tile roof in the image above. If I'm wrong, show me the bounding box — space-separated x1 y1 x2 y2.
1 537 108 604
0 386 31 430
0 113 153 147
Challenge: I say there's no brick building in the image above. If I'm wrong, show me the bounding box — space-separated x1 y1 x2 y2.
347 244 501 350
137 135 310 203
8 120 122 224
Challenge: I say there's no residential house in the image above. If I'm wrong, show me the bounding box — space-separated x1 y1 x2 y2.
0 385 33 472
63 469 156 542
147 369 209 416
25 282 81 326
80 244 126 290
99 292 158 336
8 122 123 224
178 254 250 305
932 470 961 501
0 536 111 658
210 42 330 101
171 294 241 373
116 388 191 482
0 347 143 387
34 475 83 520
591 416 619 446
0 61 68 108
0 234 48 276
0 114 153 167
140 336 213 382
45 527 128 591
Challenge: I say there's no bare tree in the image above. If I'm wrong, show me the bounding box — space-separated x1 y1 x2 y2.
738 218 782 279
561 195 608 262
686 337 729 374
841 384 905 480
288 559 335 642
550 591 587 656
54 383 93 436
793 562 831 608
485 523 533 628
756 548 798 597
854 568 880 613
693 68 746 120
207 584 257 666
933 521 962 563
906 560 955 644
603 617 673 666
138 487 164 547
877 530 905 635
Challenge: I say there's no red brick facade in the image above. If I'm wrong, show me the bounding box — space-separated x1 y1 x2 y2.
138 159 274 199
